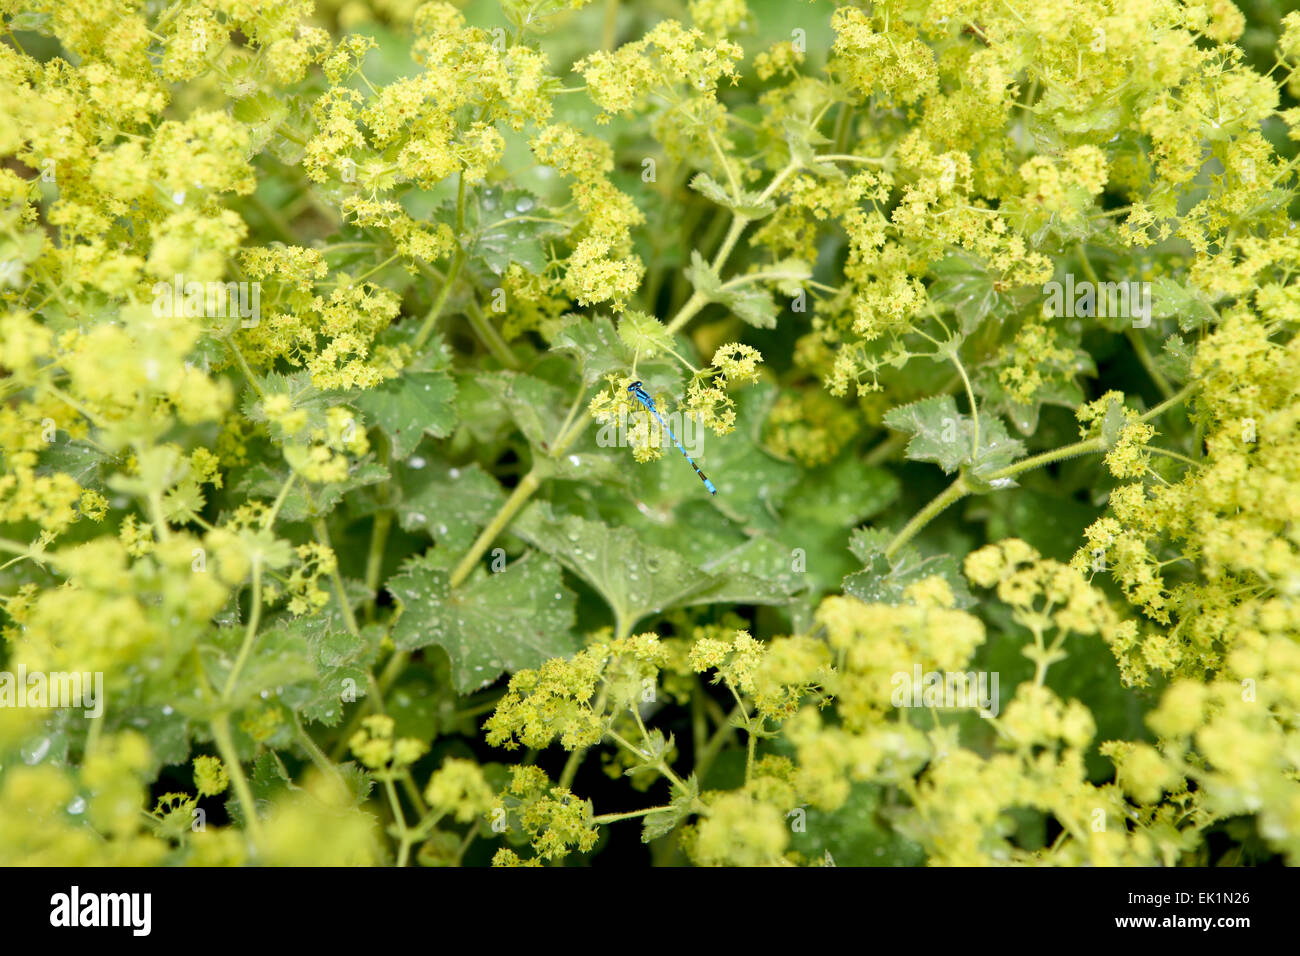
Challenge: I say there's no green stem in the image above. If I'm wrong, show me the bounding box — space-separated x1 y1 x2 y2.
292 712 348 800
592 805 675 825
384 777 413 867
400 769 429 818
146 490 173 544
453 826 477 865
313 518 362 638
951 352 980 460
363 513 391 619
223 333 265 399
465 299 519 368
664 292 708 335
454 171 467 235
718 270 813 291
1079 241 1172 398
1137 382 1198 423
414 251 464 349
1126 328 1175 400
600 0 620 49
557 747 586 791
990 436 1106 482
363 434 391 625
607 728 689 794
263 472 296 530
553 388 586 451
710 218 749 273
377 648 409 695
705 127 741 198
557 686 607 790
210 714 263 848
884 475 970 561
449 467 541 589
1145 445 1200 468
221 558 263 702
408 805 448 843
0 536 39 559
812 152 890 166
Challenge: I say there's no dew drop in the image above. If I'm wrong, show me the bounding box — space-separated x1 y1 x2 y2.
21 736 51 765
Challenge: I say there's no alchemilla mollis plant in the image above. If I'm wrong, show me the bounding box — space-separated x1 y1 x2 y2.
0 0 1298 867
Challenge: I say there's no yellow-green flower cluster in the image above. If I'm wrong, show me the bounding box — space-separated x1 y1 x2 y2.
494 765 597 861
349 715 428 772
485 633 668 751
815 586 985 727
193 756 229 798
424 758 496 825
689 628 829 723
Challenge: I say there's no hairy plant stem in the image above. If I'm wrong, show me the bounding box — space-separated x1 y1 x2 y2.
592 805 675 825
884 475 972 561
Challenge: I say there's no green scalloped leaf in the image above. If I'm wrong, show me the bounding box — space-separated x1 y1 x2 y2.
883 394 1024 480
353 371 457 458
387 550 578 693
